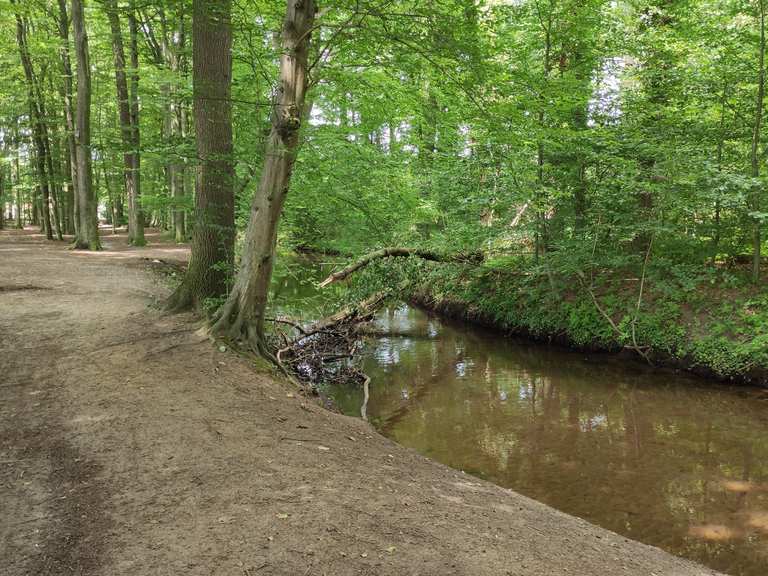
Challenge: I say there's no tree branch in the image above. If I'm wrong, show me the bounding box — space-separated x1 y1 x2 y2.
319 247 483 288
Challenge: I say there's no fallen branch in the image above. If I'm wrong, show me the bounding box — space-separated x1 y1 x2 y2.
274 293 387 389
319 247 483 287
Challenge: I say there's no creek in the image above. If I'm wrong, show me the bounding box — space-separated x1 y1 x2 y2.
271 256 768 576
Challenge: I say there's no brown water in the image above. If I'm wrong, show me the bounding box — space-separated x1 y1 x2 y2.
272 258 768 576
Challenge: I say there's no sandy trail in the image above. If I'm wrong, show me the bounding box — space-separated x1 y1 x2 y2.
0 227 722 576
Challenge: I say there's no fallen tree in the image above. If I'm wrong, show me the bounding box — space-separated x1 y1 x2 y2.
266 247 482 387
319 247 483 287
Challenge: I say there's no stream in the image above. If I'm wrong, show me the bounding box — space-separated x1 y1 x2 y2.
271 256 768 576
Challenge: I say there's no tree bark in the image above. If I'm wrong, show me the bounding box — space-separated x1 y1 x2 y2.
0 165 5 230
751 0 765 283
71 0 100 250
166 0 235 312
13 122 23 229
56 0 79 237
105 0 144 246
319 247 484 287
14 7 54 241
168 8 187 243
128 4 145 244
210 0 317 356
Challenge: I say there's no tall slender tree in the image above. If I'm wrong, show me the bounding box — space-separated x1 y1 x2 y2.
71 0 100 250
13 6 54 241
56 0 79 236
166 0 234 311
211 0 316 356
751 0 765 283
105 0 144 245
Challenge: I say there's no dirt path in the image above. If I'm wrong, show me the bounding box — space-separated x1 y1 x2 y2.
1 228 723 576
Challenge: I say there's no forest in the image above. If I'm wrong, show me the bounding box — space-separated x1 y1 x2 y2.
1 0 767 381
2 2 768 575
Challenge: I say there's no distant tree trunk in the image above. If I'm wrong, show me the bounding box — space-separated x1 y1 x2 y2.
42 115 64 241
14 123 23 229
751 0 765 283
168 9 187 243
71 0 100 250
14 7 54 241
166 0 235 312
128 4 145 244
535 11 553 262
105 0 144 246
0 166 5 230
211 0 316 356
57 0 79 237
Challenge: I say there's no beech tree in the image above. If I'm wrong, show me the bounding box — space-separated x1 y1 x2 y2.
71 0 100 250
166 0 234 311
211 0 316 355
104 0 145 246
13 5 55 241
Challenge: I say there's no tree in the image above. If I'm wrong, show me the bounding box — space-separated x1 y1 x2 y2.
751 0 765 283
71 0 100 250
211 0 316 356
104 0 145 246
13 5 55 241
166 0 234 311
56 0 79 237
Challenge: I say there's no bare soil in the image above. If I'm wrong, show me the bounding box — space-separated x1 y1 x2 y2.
1 227 723 576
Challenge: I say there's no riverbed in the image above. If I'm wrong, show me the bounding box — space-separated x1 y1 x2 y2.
271 256 768 576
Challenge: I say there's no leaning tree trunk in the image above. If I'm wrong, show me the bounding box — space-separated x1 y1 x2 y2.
211 0 316 356
165 0 235 312
71 0 100 250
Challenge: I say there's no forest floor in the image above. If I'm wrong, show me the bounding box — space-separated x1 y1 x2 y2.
0 226 724 576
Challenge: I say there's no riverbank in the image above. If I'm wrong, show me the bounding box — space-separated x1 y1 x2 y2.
0 228 726 575
373 254 768 388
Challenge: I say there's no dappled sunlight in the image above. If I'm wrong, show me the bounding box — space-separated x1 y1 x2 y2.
746 511 768 534
722 479 757 493
688 524 741 542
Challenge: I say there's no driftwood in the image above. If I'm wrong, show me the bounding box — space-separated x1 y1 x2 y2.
319 247 483 287
271 292 388 389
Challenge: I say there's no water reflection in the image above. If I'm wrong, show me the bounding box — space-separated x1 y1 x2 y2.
270 258 768 576
331 304 768 576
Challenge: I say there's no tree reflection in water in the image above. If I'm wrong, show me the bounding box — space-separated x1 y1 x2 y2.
329 304 768 576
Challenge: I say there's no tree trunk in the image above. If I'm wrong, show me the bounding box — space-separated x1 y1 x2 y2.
169 10 187 243
72 0 100 250
105 0 144 246
42 117 64 240
210 0 316 356
128 4 145 244
57 0 79 237
14 8 54 241
14 123 23 229
166 0 235 312
319 247 484 287
751 0 765 283
0 166 5 230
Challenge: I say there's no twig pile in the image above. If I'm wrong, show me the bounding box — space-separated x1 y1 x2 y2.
269 318 370 389
268 293 387 389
